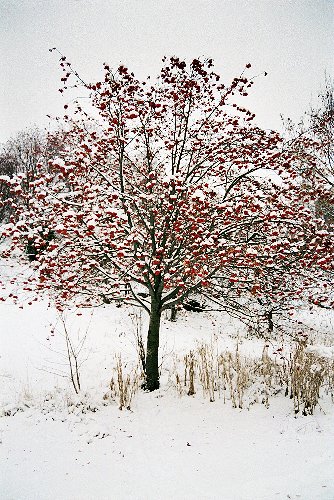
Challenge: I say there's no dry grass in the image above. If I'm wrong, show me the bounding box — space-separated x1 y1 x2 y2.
106 355 142 410
288 340 330 415
170 339 334 415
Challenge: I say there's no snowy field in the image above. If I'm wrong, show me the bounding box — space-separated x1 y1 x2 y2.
1 262 334 500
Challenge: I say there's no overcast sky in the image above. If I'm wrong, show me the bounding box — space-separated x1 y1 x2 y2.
1 0 333 143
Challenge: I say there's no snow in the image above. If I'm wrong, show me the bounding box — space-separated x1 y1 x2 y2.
1 261 334 499
306 344 334 359
192 188 206 201
1 391 334 500
1 395 334 500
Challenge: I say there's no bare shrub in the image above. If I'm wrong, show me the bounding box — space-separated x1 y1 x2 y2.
60 316 82 394
133 313 146 377
37 313 90 396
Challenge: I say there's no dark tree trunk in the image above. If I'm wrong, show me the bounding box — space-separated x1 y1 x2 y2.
170 304 177 322
145 297 162 391
267 309 274 335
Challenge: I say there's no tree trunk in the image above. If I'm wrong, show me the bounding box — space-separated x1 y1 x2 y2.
145 298 162 391
170 304 177 322
267 309 274 335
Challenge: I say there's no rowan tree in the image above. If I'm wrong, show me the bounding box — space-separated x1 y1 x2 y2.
1 54 333 390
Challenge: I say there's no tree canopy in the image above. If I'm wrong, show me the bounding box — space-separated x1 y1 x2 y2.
1 55 333 389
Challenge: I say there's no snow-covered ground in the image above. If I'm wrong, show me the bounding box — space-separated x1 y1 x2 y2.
1 394 334 500
1 261 334 499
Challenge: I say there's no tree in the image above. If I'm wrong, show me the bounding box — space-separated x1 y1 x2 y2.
308 76 334 187
0 127 65 224
284 77 334 222
0 151 17 222
1 54 333 391
307 77 334 225
279 77 334 312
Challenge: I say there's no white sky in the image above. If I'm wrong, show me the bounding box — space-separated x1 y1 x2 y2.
0 0 333 143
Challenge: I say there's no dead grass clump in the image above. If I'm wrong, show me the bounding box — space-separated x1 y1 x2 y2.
171 340 334 414
108 355 141 410
197 344 218 402
218 349 252 408
184 350 196 396
287 340 331 415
